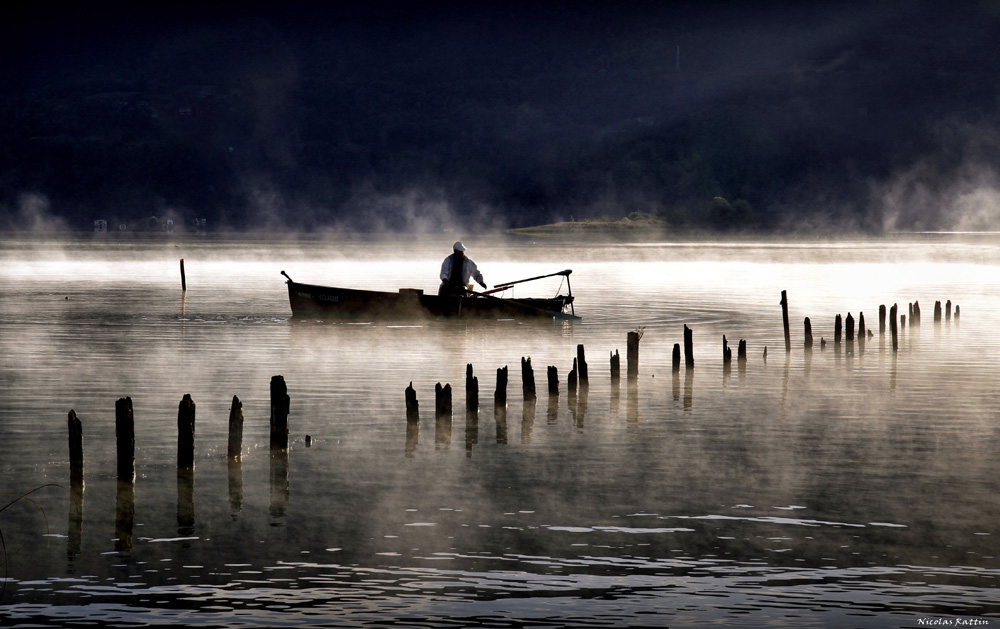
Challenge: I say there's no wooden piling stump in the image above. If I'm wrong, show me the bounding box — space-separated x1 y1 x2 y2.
228 395 244 459
737 339 747 364
115 397 134 482
521 357 536 400
804 317 813 349
835 314 842 345
610 351 620 383
435 382 452 418
780 290 791 353
68 409 83 486
880 304 887 335
467 364 479 412
269 375 290 451
577 344 589 385
547 365 559 394
568 358 578 393
672 343 681 373
177 393 196 469
846 313 855 342
684 325 694 369
405 382 419 422
495 366 508 407
627 331 640 380
890 304 899 352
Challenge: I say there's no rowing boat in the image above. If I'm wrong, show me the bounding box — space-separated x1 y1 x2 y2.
283 270 578 320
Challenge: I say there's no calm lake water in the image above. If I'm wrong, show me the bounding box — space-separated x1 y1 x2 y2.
1 233 999 628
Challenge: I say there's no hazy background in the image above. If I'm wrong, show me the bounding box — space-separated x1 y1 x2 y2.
3 0 1000 234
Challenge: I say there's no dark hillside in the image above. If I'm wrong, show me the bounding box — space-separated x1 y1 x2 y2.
2 0 999 232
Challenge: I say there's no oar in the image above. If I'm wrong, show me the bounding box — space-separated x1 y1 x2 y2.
492 269 572 290
464 287 581 320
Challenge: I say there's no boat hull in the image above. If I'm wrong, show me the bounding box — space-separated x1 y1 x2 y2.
286 281 576 320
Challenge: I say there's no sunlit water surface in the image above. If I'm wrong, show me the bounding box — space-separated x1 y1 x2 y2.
1 233 999 628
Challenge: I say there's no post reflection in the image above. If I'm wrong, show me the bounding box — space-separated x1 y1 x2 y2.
626 381 639 426
572 383 589 429
177 468 195 537
435 408 452 450
405 417 419 458
114 479 135 554
610 379 620 421
521 397 536 444
495 404 508 444
684 367 694 411
547 393 559 425
269 449 289 521
67 483 83 567
228 457 243 514
465 409 479 457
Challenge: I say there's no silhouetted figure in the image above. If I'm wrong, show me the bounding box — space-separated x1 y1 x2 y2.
439 241 487 296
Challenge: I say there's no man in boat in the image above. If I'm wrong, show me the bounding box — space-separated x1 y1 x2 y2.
439 241 487 296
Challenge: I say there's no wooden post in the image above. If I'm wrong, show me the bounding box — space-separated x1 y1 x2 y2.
568 358 578 393
405 382 419 422
627 331 640 380
846 313 855 341
880 304 887 335
671 343 681 373
466 364 479 411
180 258 187 291
177 393 195 469
115 397 134 482
495 366 508 407
610 350 620 383
521 357 536 400
737 339 747 365
547 365 559 394
684 325 694 369
269 375 290 451
908 303 914 327
914 301 921 325
68 409 83 486
722 335 732 366
228 395 244 459
955 305 960 321
577 344 589 385
934 300 942 323
804 317 813 349
435 382 452 418
834 314 842 345
858 312 866 352
780 290 791 353
890 303 898 352
946 300 952 321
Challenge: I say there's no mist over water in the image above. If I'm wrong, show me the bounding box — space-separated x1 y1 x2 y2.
1 233 999 627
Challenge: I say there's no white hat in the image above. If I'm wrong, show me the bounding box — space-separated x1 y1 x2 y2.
453 241 466 252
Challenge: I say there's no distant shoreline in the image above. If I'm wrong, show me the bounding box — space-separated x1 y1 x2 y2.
506 218 670 240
